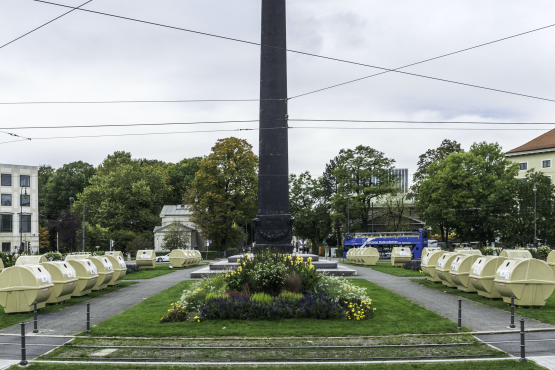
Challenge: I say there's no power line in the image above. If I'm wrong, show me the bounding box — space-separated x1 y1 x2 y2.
290 22 555 99
289 126 552 131
1 0 92 50
290 119 555 125
0 99 275 105
31 0 555 105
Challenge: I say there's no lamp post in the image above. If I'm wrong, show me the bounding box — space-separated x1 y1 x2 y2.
533 181 537 247
194 191 198 250
344 191 350 234
20 187 28 254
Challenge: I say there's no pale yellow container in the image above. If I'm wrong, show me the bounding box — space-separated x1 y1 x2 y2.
450 254 483 293
64 253 91 261
421 247 441 259
16 255 47 266
436 253 459 288
391 247 412 267
67 259 100 297
40 261 78 304
421 250 446 283
89 256 114 291
136 250 156 270
169 249 188 268
500 250 532 259
470 256 508 299
494 258 555 307
104 254 126 286
352 248 361 264
0 265 54 313
105 251 124 258
361 247 379 266
546 250 555 275
192 250 202 264
0 259 3 273
346 248 355 262
185 250 196 265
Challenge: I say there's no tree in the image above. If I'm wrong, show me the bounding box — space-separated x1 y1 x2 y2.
331 146 397 232
289 172 332 247
74 152 171 251
381 193 411 232
417 142 519 245
38 165 55 225
42 161 95 221
39 225 50 251
321 156 343 247
185 137 258 251
165 157 202 204
161 222 191 251
410 139 463 198
49 209 79 252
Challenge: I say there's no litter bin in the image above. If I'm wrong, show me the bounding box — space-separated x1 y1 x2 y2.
103 254 126 286
391 247 412 267
66 258 99 297
548 250 555 275
169 249 188 268
421 250 446 283
16 255 47 266
136 250 156 269
89 256 114 291
361 247 380 266
40 261 78 304
0 265 54 313
494 258 555 307
450 253 483 292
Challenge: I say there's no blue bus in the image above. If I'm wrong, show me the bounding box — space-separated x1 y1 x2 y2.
344 229 428 259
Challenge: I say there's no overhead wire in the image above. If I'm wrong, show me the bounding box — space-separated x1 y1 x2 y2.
1 0 92 50
0 99 274 105
30 0 555 105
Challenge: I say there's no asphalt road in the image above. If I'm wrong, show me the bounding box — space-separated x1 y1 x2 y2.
477 331 555 357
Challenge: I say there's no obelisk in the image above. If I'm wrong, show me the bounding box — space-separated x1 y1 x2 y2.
253 0 293 253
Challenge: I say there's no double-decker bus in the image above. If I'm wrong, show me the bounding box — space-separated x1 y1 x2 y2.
344 229 428 259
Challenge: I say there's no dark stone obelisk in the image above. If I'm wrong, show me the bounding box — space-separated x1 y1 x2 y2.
252 0 293 253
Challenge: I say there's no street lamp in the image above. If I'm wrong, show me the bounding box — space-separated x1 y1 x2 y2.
533 181 537 247
69 197 74 210
194 191 198 250
19 187 28 255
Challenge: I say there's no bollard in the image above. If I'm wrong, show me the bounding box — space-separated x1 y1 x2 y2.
457 298 462 330
20 322 28 366
510 295 516 329
520 318 526 361
86 301 91 334
33 301 38 333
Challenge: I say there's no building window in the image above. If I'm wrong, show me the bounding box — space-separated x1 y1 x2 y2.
20 175 30 187
543 160 552 168
1 194 11 206
20 215 31 233
519 163 528 171
1 242 10 252
1 174 11 186
0 214 12 232
21 194 30 207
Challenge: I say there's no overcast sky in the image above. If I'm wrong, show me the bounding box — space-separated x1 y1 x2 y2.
1 0 554 181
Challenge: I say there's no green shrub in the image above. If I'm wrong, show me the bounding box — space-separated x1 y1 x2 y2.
482 247 496 256
179 274 227 311
205 292 228 301
43 252 63 261
313 274 371 304
160 302 188 323
251 292 275 304
279 291 303 301
536 246 552 261
0 252 14 268
283 271 303 293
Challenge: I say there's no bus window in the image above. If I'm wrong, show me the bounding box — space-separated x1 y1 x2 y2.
422 231 428 239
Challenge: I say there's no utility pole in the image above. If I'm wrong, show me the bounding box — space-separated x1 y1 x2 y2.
82 203 86 252
371 202 374 233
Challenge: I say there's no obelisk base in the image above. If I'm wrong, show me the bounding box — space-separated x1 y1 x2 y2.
252 214 294 254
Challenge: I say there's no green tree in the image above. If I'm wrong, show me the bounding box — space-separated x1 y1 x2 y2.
165 157 202 204
321 156 343 247
289 172 332 247
417 142 519 245
185 137 258 251
161 222 191 251
38 165 55 225
42 161 95 221
381 193 411 232
331 146 397 232
74 152 171 252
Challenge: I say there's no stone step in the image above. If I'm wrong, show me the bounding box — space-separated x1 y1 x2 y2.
191 263 356 278
227 254 320 263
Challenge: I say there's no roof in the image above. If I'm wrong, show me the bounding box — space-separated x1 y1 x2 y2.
153 222 195 233
506 129 555 154
159 205 193 217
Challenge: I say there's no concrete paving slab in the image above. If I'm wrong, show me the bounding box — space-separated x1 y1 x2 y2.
0 360 17 370
531 356 555 370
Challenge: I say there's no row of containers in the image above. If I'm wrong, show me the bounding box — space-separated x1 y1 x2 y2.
422 249 555 307
346 246 419 267
0 249 203 314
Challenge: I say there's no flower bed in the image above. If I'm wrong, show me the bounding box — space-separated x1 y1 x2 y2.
161 250 376 322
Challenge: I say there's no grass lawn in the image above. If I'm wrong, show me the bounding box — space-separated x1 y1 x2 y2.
344 261 425 277
412 278 555 325
0 282 136 330
88 279 460 337
14 361 543 370
123 264 199 280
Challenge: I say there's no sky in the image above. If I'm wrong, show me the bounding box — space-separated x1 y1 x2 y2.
1 0 555 182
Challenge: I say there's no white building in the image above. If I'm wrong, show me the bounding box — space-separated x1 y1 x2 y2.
153 205 204 252
0 164 39 254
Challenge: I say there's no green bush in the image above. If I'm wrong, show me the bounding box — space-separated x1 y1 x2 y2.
313 274 371 304
179 274 227 312
251 292 275 304
279 291 303 301
205 292 228 301
536 246 552 261
0 252 15 268
482 247 496 256
43 252 63 261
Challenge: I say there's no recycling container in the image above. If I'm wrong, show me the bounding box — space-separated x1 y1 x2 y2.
547 250 555 275
66 259 99 297
0 265 54 313
187 250 198 265
136 250 156 269
494 258 555 307
105 251 124 258
421 247 441 259
64 253 91 261
436 253 459 288
450 253 483 292
192 250 202 264
352 248 362 264
169 249 188 268
391 247 412 267
89 256 114 291
500 250 532 259
470 256 508 299
421 250 446 283
346 248 355 262
40 261 78 304
16 255 47 266
0 258 3 273
361 247 380 266
103 254 126 286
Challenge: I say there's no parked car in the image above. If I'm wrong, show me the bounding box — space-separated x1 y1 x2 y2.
156 254 170 262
